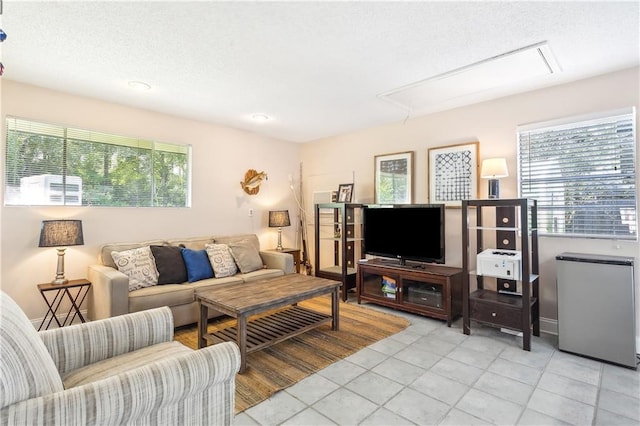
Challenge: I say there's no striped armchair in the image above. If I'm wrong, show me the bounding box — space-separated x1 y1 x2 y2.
0 292 240 425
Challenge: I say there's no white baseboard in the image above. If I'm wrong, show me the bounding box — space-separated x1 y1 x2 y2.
539 316 558 336
30 309 88 330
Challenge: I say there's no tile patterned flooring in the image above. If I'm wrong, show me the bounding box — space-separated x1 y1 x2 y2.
235 300 640 426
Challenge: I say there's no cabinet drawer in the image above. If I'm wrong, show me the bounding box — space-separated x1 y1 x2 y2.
470 300 521 330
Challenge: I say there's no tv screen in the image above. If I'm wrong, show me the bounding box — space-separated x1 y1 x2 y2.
363 204 445 264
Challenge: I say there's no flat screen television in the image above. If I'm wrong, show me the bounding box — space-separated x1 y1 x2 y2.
363 204 445 265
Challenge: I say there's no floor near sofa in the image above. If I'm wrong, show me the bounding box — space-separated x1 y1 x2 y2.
236 298 640 426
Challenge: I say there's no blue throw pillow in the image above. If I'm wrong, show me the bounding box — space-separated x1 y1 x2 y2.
181 248 214 282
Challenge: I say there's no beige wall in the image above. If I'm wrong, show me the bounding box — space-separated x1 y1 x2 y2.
1 80 301 320
301 67 640 338
2 68 638 342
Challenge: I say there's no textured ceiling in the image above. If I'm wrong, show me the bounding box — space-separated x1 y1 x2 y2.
2 1 639 143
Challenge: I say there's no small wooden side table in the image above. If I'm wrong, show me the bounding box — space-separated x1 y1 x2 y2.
267 248 301 273
37 279 91 331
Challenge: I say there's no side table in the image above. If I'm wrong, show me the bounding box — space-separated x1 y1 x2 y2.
37 279 92 331
267 248 301 273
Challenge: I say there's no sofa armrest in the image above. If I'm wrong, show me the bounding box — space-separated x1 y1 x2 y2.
39 307 174 375
1 342 240 426
260 250 295 274
87 264 129 321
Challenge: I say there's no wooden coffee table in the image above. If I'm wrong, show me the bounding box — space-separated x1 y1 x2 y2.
196 274 341 373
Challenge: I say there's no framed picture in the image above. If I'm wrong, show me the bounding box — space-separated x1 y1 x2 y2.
374 151 414 204
337 183 353 202
428 142 479 207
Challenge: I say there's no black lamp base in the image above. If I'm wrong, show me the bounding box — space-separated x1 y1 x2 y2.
488 179 500 199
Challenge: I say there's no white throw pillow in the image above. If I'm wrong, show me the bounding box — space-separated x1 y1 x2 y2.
205 243 238 278
111 246 159 291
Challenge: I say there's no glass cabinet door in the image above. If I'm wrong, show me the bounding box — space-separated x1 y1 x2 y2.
401 279 444 311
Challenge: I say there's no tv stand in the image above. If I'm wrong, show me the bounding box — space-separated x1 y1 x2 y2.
356 258 463 326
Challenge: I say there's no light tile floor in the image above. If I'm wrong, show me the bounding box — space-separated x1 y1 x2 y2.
235 300 640 426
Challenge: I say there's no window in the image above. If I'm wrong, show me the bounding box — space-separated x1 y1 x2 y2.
518 108 636 239
4 117 191 207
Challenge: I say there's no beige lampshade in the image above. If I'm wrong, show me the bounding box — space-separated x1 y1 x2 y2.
480 158 509 179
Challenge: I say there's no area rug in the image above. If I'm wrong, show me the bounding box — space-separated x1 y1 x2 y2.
174 295 409 413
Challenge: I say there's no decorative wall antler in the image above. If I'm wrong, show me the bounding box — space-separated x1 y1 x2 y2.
240 169 268 195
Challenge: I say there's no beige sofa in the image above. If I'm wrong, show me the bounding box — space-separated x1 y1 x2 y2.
88 234 295 327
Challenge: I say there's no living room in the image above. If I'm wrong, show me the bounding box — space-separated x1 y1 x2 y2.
1 1 639 424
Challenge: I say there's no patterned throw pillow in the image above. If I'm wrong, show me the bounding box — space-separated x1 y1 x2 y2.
111 246 159 291
205 243 238 278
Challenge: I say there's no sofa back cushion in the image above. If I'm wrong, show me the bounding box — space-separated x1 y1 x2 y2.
167 236 214 250
214 234 261 252
0 292 64 408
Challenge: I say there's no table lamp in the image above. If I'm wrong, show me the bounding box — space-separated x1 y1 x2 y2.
39 220 84 285
480 158 509 199
268 210 290 251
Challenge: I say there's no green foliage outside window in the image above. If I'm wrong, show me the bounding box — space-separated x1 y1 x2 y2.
5 118 190 207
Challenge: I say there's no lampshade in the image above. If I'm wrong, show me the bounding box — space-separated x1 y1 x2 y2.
268 210 291 228
480 158 509 179
38 220 84 247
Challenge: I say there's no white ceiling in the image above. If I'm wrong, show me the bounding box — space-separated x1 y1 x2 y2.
2 1 639 143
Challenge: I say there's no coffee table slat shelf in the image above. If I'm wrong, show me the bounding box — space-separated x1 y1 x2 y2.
203 306 332 353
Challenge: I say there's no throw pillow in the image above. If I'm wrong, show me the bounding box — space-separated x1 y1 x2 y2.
205 243 238 278
150 245 188 284
181 248 214 282
111 246 159 292
228 239 264 273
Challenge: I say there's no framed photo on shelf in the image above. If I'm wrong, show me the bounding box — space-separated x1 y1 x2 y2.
337 183 354 202
374 151 414 204
428 142 479 207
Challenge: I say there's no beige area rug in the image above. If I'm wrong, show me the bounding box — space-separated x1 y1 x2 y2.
174 295 409 413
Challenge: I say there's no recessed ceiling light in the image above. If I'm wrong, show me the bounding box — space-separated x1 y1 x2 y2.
128 80 151 91
251 113 270 122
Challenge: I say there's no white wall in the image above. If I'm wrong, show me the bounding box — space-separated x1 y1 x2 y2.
301 67 640 339
1 80 302 320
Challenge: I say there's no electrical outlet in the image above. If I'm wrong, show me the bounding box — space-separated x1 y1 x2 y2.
248 208 254 217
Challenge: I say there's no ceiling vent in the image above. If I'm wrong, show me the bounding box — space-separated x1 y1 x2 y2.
379 41 560 112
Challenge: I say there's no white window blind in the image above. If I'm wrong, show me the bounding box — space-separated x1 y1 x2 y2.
517 108 637 239
5 117 191 207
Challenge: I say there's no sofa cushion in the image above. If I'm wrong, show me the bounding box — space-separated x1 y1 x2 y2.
0 292 64 408
181 248 214 282
228 239 264 273
239 268 286 282
150 245 188 284
205 243 238 278
100 239 166 268
62 341 193 389
167 236 214 251
111 246 159 291
191 276 244 293
128 284 194 313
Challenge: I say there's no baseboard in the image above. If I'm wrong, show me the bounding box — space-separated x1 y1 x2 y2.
539 317 558 336
30 309 88 330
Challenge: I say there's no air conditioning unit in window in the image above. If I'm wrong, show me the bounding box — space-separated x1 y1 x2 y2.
20 174 82 205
